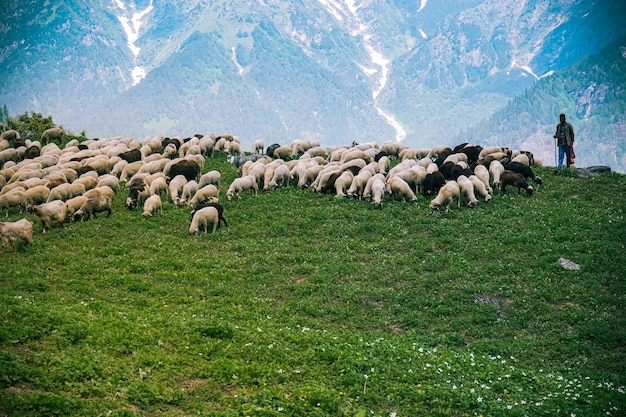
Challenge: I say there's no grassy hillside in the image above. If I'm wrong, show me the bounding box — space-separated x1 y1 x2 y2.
1 153 625 416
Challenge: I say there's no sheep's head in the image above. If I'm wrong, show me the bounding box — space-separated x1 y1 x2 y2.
525 186 534 196
125 196 137 209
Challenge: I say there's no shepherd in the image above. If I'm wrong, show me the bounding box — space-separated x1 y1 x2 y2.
553 113 575 171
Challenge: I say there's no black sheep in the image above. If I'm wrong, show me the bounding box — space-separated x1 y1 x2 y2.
505 161 542 186
501 170 533 196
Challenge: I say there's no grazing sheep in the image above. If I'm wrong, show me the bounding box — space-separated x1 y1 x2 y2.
96 174 119 194
370 177 386 208
272 145 294 160
149 176 169 197
0 189 26 216
180 180 199 205
501 170 533 196
226 175 259 200
191 198 228 228
31 200 68 232
0 219 33 252
473 164 493 194
456 175 479 207
168 175 188 205
126 179 150 209
333 170 354 197
505 161 542 186
24 185 51 208
189 206 219 235
65 196 88 220
489 160 505 192
468 175 492 202
142 194 163 217
429 180 461 212
187 184 218 207
0 129 20 144
422 171 445 197
198 170 221 190
74 194 113 221
267 164 290 189
40 127 65 145
346 170 372 200
386 175 417 203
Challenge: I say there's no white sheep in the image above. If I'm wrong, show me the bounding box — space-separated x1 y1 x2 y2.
149 177 169 197
386 175 417 202
510 153 530 165
96 174 119 194
429 180 461 212
250 139 264 155
65 196 88 220
272 145 294 160
189 206 219 234
198 170 221 190
0 189 26 216
333 170 354 197
468 175 492 202
142 194 163 217
370 178 386 208
456 175 479 207
0 218 33 252
31 200 67 232
180 180 199 205
473 164 493 194
268 164 290 189
346 170 372 200
168 175 188 205
24 185 51 208
74 194 113 221
188 184 219 207
489 160 505 192
226 175 259 200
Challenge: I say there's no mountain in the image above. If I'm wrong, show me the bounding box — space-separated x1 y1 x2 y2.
460 33 626 172
1 0 625 169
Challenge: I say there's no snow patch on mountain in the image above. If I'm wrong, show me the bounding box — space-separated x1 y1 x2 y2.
113 0 154 85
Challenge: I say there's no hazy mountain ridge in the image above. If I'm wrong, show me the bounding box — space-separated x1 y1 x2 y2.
1 0 625 169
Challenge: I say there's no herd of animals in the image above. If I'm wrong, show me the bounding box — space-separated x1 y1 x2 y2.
0 128 544 252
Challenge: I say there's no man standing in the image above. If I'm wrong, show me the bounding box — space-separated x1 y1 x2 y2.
553 113 575 170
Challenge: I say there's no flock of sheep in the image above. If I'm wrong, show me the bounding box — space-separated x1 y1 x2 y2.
0 130 543 252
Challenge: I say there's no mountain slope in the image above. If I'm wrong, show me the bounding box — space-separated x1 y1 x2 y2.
0 0 625 156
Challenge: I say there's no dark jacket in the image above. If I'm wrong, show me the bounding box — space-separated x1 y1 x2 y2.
554 122 575 146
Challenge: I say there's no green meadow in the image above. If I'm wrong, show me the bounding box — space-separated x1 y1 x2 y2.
1 152 625 416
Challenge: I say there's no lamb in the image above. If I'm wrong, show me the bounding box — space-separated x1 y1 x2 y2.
0 189 26 216
386 175 417 203
189 206 219 235
429 180 461 212
468 175 492 202
142 194 163 217
74 194 113 221
31 200 68 232
363 173 386 200
501 170 533 196
0 219 33 252
226 175 259 200
456 175 479 207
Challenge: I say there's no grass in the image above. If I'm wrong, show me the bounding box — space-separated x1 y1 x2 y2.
1 152 625 416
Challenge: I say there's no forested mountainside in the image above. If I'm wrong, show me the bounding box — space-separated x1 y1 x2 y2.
462 34 626 172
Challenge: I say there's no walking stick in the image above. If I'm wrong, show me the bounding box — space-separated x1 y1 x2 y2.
554 138 557 168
